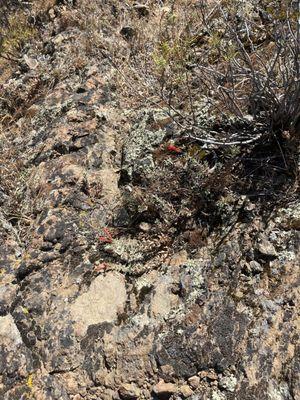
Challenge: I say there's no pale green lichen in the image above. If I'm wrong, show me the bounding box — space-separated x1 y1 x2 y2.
104 237 145 263
275 203 300 230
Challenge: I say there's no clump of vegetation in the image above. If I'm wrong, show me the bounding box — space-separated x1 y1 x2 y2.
83 0 299 200
147 0 300 146
0 0 298 215
0 14 36 61
80 0 299 144
0 0 37 61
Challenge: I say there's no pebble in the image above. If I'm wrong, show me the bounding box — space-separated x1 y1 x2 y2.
153 380 177 397
198 369 218 381
119 383 140 399
257 237 277 257
249 260 263 273
188 375 200 389
180 384 194 397
235 290 244 300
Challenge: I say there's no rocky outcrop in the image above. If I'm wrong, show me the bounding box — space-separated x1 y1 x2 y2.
0 1 299 400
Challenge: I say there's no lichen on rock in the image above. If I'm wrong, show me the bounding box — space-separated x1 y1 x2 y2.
0 1 299 399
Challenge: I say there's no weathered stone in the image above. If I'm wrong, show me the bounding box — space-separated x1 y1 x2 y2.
160 364 175 379
153 380 177 397
23 55 38 70
199 370 218 381
168 250 188 267
0 314 22 345
188 375 200 389
150 275 178 318
180 384 194 397
118 383 140 399
114 207 131 227
249 260 264 273
218 375 237 392
276 203 300 230
257 236 277 258
0 284 17 315
0 2 299 399
70 272 127 335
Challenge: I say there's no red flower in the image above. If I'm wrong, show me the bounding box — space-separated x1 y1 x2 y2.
98 227 113 243
94 262 108 272
166 144 182 154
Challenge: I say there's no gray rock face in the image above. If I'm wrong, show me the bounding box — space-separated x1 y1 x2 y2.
256 235 278 258
0 315 22 345
0 2 299 400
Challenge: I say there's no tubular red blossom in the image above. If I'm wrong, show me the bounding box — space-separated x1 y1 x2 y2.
166 144 182 153
98 227 113 243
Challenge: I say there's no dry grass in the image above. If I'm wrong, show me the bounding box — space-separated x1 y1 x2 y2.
76 0 299 144
1 0 298 130
0 0 298 218
77 0 299 201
